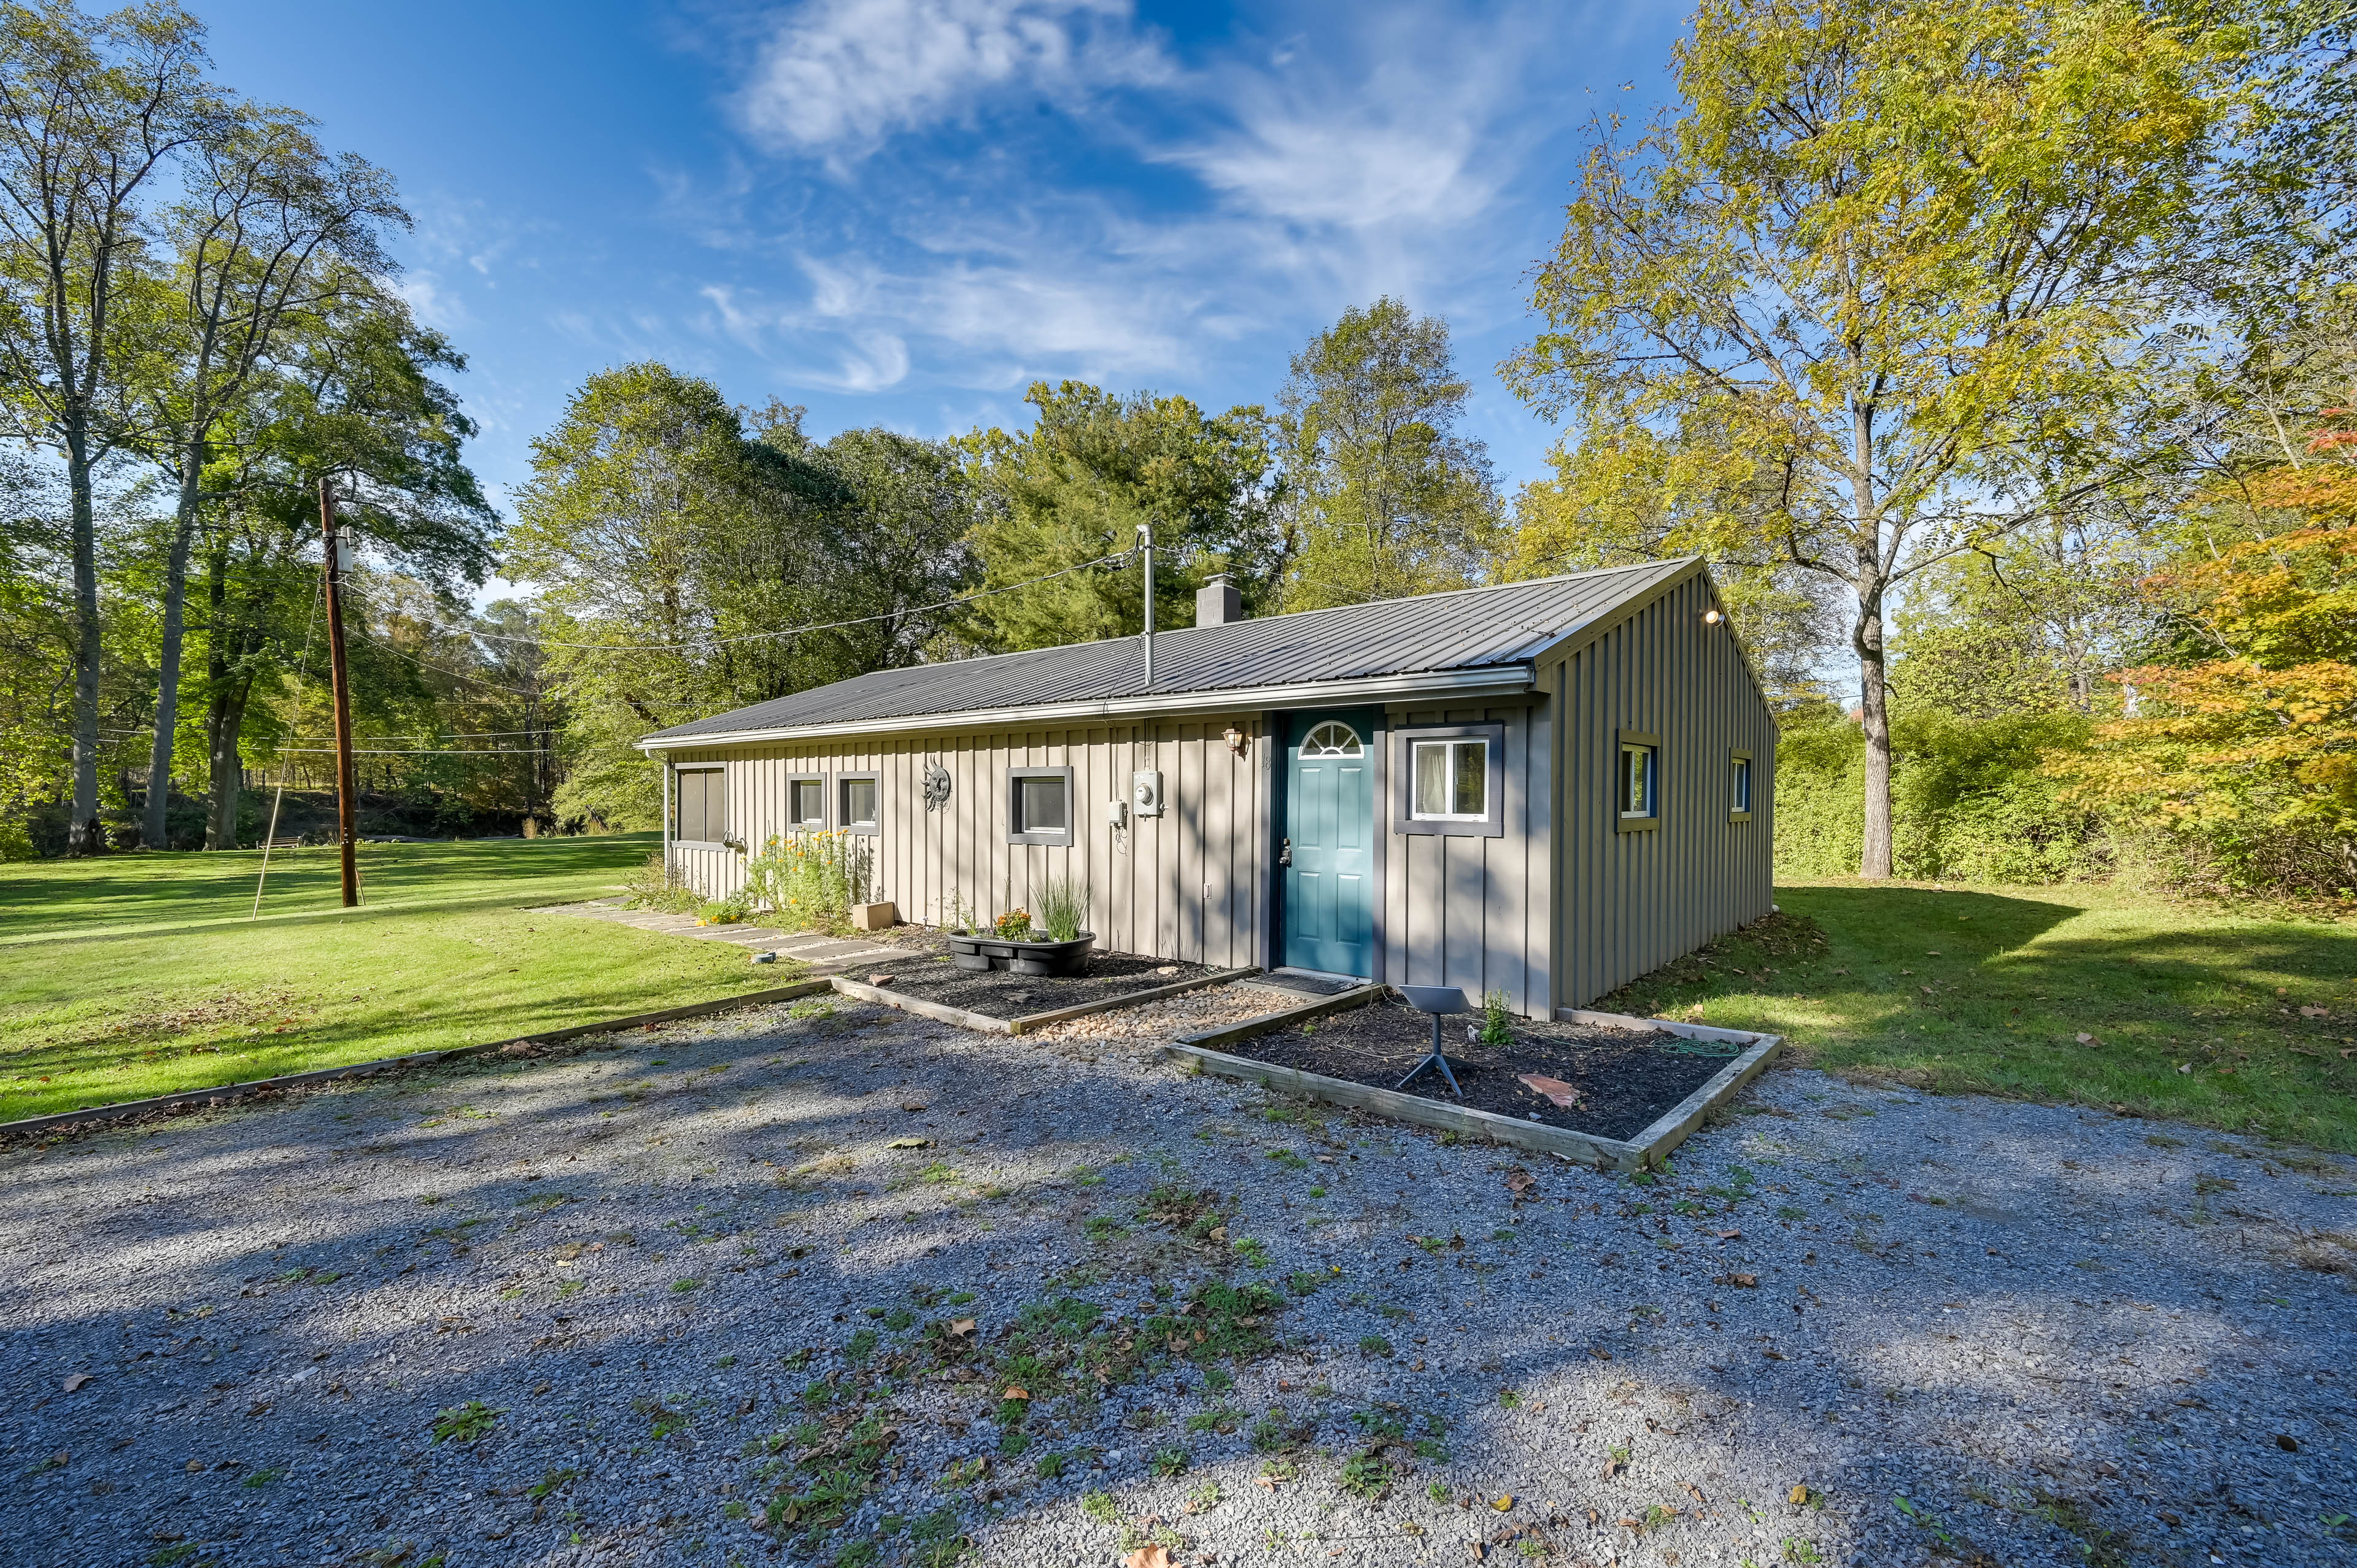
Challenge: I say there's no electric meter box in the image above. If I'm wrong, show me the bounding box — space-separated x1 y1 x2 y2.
1132 770 1164 818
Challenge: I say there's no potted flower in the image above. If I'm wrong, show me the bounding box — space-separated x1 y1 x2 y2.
946 878 1094 976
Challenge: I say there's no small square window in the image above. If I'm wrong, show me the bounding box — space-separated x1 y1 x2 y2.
1730 753 1752 819
1411 740 1487 820
840 775 878 830
788 777 824 829
1007 766 1074 845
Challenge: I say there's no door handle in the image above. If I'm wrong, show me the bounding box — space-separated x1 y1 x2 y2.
1278 836 1291 868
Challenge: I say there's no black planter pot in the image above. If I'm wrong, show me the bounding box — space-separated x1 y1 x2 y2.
947 932 1096 977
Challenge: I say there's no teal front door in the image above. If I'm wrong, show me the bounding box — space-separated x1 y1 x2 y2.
1282 709 1377 977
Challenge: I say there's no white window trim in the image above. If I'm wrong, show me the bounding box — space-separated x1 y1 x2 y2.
1408 738 1489 821
1391 724 1504 839
1616 730 1660 833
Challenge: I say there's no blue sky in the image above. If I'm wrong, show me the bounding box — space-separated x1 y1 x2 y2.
196 0 1689 536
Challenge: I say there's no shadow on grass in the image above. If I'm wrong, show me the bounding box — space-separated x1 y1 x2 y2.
1606 883 2357 1151
0 835 660 947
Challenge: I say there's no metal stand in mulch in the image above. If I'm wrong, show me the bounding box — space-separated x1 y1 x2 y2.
1395 984 1471 1098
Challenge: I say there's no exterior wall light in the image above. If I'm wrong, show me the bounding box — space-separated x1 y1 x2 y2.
1222 725 1248 755
1703 608 1723 625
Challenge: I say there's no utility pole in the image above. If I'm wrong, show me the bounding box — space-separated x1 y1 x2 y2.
1137 521 1155 690
320 477 358 908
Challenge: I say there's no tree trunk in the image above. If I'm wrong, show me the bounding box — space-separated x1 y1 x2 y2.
1857 604 1894 880
143 440 206 851
64 419 104 855
204 684 247 849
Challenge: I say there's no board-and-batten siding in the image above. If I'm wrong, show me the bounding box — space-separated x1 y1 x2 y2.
664 719 1268 970
1545 571 1777 1010
1377 700 1550 1018
661 566 1775 1018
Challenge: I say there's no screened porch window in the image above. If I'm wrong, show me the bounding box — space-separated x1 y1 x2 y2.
676 767 725 843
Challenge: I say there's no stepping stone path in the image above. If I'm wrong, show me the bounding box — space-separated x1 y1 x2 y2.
533 899 915 974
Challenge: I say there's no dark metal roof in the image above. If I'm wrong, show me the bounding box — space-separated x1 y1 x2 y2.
641 558 1697 743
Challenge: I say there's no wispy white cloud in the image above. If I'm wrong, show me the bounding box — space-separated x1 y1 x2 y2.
733 0 1170 158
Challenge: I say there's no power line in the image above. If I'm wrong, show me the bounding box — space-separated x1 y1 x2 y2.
272 746 544 757
339 549 1137 654
344 620 540 696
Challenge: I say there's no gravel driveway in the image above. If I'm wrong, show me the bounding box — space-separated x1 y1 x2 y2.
4 990 2352 1568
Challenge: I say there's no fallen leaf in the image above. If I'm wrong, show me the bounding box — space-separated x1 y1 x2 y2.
1504 1167 1538 1195
899 1101 927 1113
1515 1075 1584 1110
946 1318 976 1340
1831 967 1848 975
1601 1458 1624 1479
2177 1063 2193 1075
1920 986 1933 995
1002 1386 1029 1402
1684 1481 1709 1504
1763 1349 1786 1361
886 1137 931 1149
185 1459 204 1473
1490 1495 1514 1512
61 1373 90 1392
1790 1484 1810 1505
1618 1517 1643 1531
2277 1433 2300 1452
1465 1544 1485 1563
1123 1547 1173 1568
1715 1229 1743 1240
2076 1032 2101 1047
2301 1005 2329 1019
1716 1273 1759 1288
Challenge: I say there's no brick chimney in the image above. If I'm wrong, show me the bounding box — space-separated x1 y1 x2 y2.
1196 573 1242 627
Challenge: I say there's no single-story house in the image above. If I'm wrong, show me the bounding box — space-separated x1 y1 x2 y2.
637 557 1775 1019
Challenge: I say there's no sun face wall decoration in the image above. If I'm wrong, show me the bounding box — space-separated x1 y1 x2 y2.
921 760 953 813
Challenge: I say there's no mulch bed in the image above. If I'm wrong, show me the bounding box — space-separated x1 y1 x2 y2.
1214 994 1746 1143
852 938 1219 1021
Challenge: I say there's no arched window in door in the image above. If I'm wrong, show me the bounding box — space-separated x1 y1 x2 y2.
1300 721 1363 757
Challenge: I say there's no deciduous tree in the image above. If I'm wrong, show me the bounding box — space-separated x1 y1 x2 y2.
1503 0 2246 878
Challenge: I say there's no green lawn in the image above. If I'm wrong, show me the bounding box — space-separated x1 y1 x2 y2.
1599 879 2357 1154
0 834 790 1122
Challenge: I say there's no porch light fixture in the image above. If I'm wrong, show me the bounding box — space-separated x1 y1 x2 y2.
1222 725 1247 755
1703 608 1723 625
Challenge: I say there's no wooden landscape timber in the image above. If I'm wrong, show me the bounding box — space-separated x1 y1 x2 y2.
1163 998 1782 1170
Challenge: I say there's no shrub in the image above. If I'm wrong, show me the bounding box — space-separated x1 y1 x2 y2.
619 852 701 913
1773 706 2108 883
742 830 872 932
